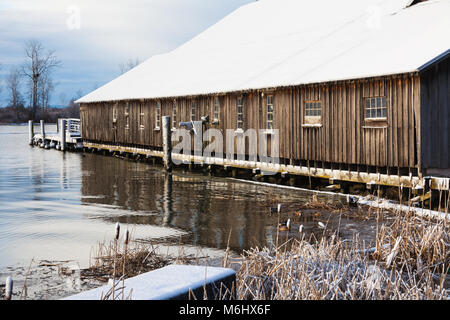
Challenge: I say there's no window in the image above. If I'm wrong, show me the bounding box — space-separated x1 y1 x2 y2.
365 97 387 119
112 104 117 129
213 97 220 123
266 95 274 129
191 101 197 121
125 103 130 129
113 105 117 122
155 102 161 129
139 104 144 129
305 101 322 117
172 101 177 129
237 97 244 130
304 101 322 125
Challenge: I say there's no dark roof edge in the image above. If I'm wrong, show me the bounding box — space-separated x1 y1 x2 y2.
418 49 450 72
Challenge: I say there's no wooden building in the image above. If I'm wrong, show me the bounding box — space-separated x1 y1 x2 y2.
77 0 450 189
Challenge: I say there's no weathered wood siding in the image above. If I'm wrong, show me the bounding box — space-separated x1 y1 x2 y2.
80 74 422 171
420 55 450 174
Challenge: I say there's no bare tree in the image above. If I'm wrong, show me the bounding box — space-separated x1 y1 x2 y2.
5 67 25 122
6 67 23 108
59 92 67 107
37 74 55 111
75 89 83 100
119 57 140 75
21 40 61 120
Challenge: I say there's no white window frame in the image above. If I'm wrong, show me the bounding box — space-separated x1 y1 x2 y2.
237 97 244 130
191 101 197 121
125 103 130 129
266 95 274 130
112 104 117 129
113 104 117 123
213 97 220 123
139 104 145 129
172 101 177 129
365 97 387 120
303 100 322 126
155 101 161 130
305 101 322 117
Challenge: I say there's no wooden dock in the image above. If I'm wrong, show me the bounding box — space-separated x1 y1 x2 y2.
28 116 450 197
29 118 83 151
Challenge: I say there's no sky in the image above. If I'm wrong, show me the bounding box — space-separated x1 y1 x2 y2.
0 0 253 106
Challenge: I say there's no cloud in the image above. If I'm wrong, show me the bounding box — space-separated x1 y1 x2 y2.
0 0 252 105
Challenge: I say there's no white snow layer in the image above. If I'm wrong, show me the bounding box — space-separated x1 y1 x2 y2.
77 0 450 103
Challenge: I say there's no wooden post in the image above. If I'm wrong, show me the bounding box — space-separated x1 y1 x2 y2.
5 276 13 300
60 119 67 151
162 116 172 171
40 120 45 140
28 120 34 145
162 173 173 225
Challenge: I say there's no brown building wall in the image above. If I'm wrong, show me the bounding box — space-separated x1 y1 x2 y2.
80 73 422 172
420 55 450 176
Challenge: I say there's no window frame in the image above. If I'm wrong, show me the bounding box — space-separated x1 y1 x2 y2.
172 101 177 129
236 96 244 130
113 105 117 122
124 102 130 130
364 96 387 121
304 100 322 125
155 101 161 130
213 97 220 123
266 95 274 130
139 104 145 130
112 104 117 129
191 100 197 122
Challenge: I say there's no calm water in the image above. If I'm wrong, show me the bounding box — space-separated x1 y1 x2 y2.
0 124 354 270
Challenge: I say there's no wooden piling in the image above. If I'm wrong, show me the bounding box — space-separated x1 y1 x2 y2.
40 120 45 140
60 119 67 151
28 120 34 145
162 116 172 171
5 276 13 300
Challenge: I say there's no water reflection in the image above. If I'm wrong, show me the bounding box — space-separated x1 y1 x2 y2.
1 125 368 272
79 152 298 252
162 173 173 226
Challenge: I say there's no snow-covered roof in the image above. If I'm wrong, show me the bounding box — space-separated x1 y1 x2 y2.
77 0 450 103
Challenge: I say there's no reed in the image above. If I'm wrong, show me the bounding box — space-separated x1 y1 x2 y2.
229 236 448 299
224 195 449 300
81 229 169 284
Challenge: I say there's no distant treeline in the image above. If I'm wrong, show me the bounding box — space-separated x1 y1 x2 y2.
0 102 79 124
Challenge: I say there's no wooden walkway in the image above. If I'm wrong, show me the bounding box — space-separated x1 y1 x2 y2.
82 140 450 192
29 119 83 151
29 116 450 194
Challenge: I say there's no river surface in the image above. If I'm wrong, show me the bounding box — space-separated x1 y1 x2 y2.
0 124 374 273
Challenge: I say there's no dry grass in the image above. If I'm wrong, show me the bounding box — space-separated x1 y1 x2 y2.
226 195 449 300
80 232 170 283
54 194 449 301
373 210 449 275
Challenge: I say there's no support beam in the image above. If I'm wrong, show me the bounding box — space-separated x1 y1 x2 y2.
60 119 67 151
162 116 172 172
366 181 376 191
81 141 450 192
28 120 34 145
40 120 45 141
